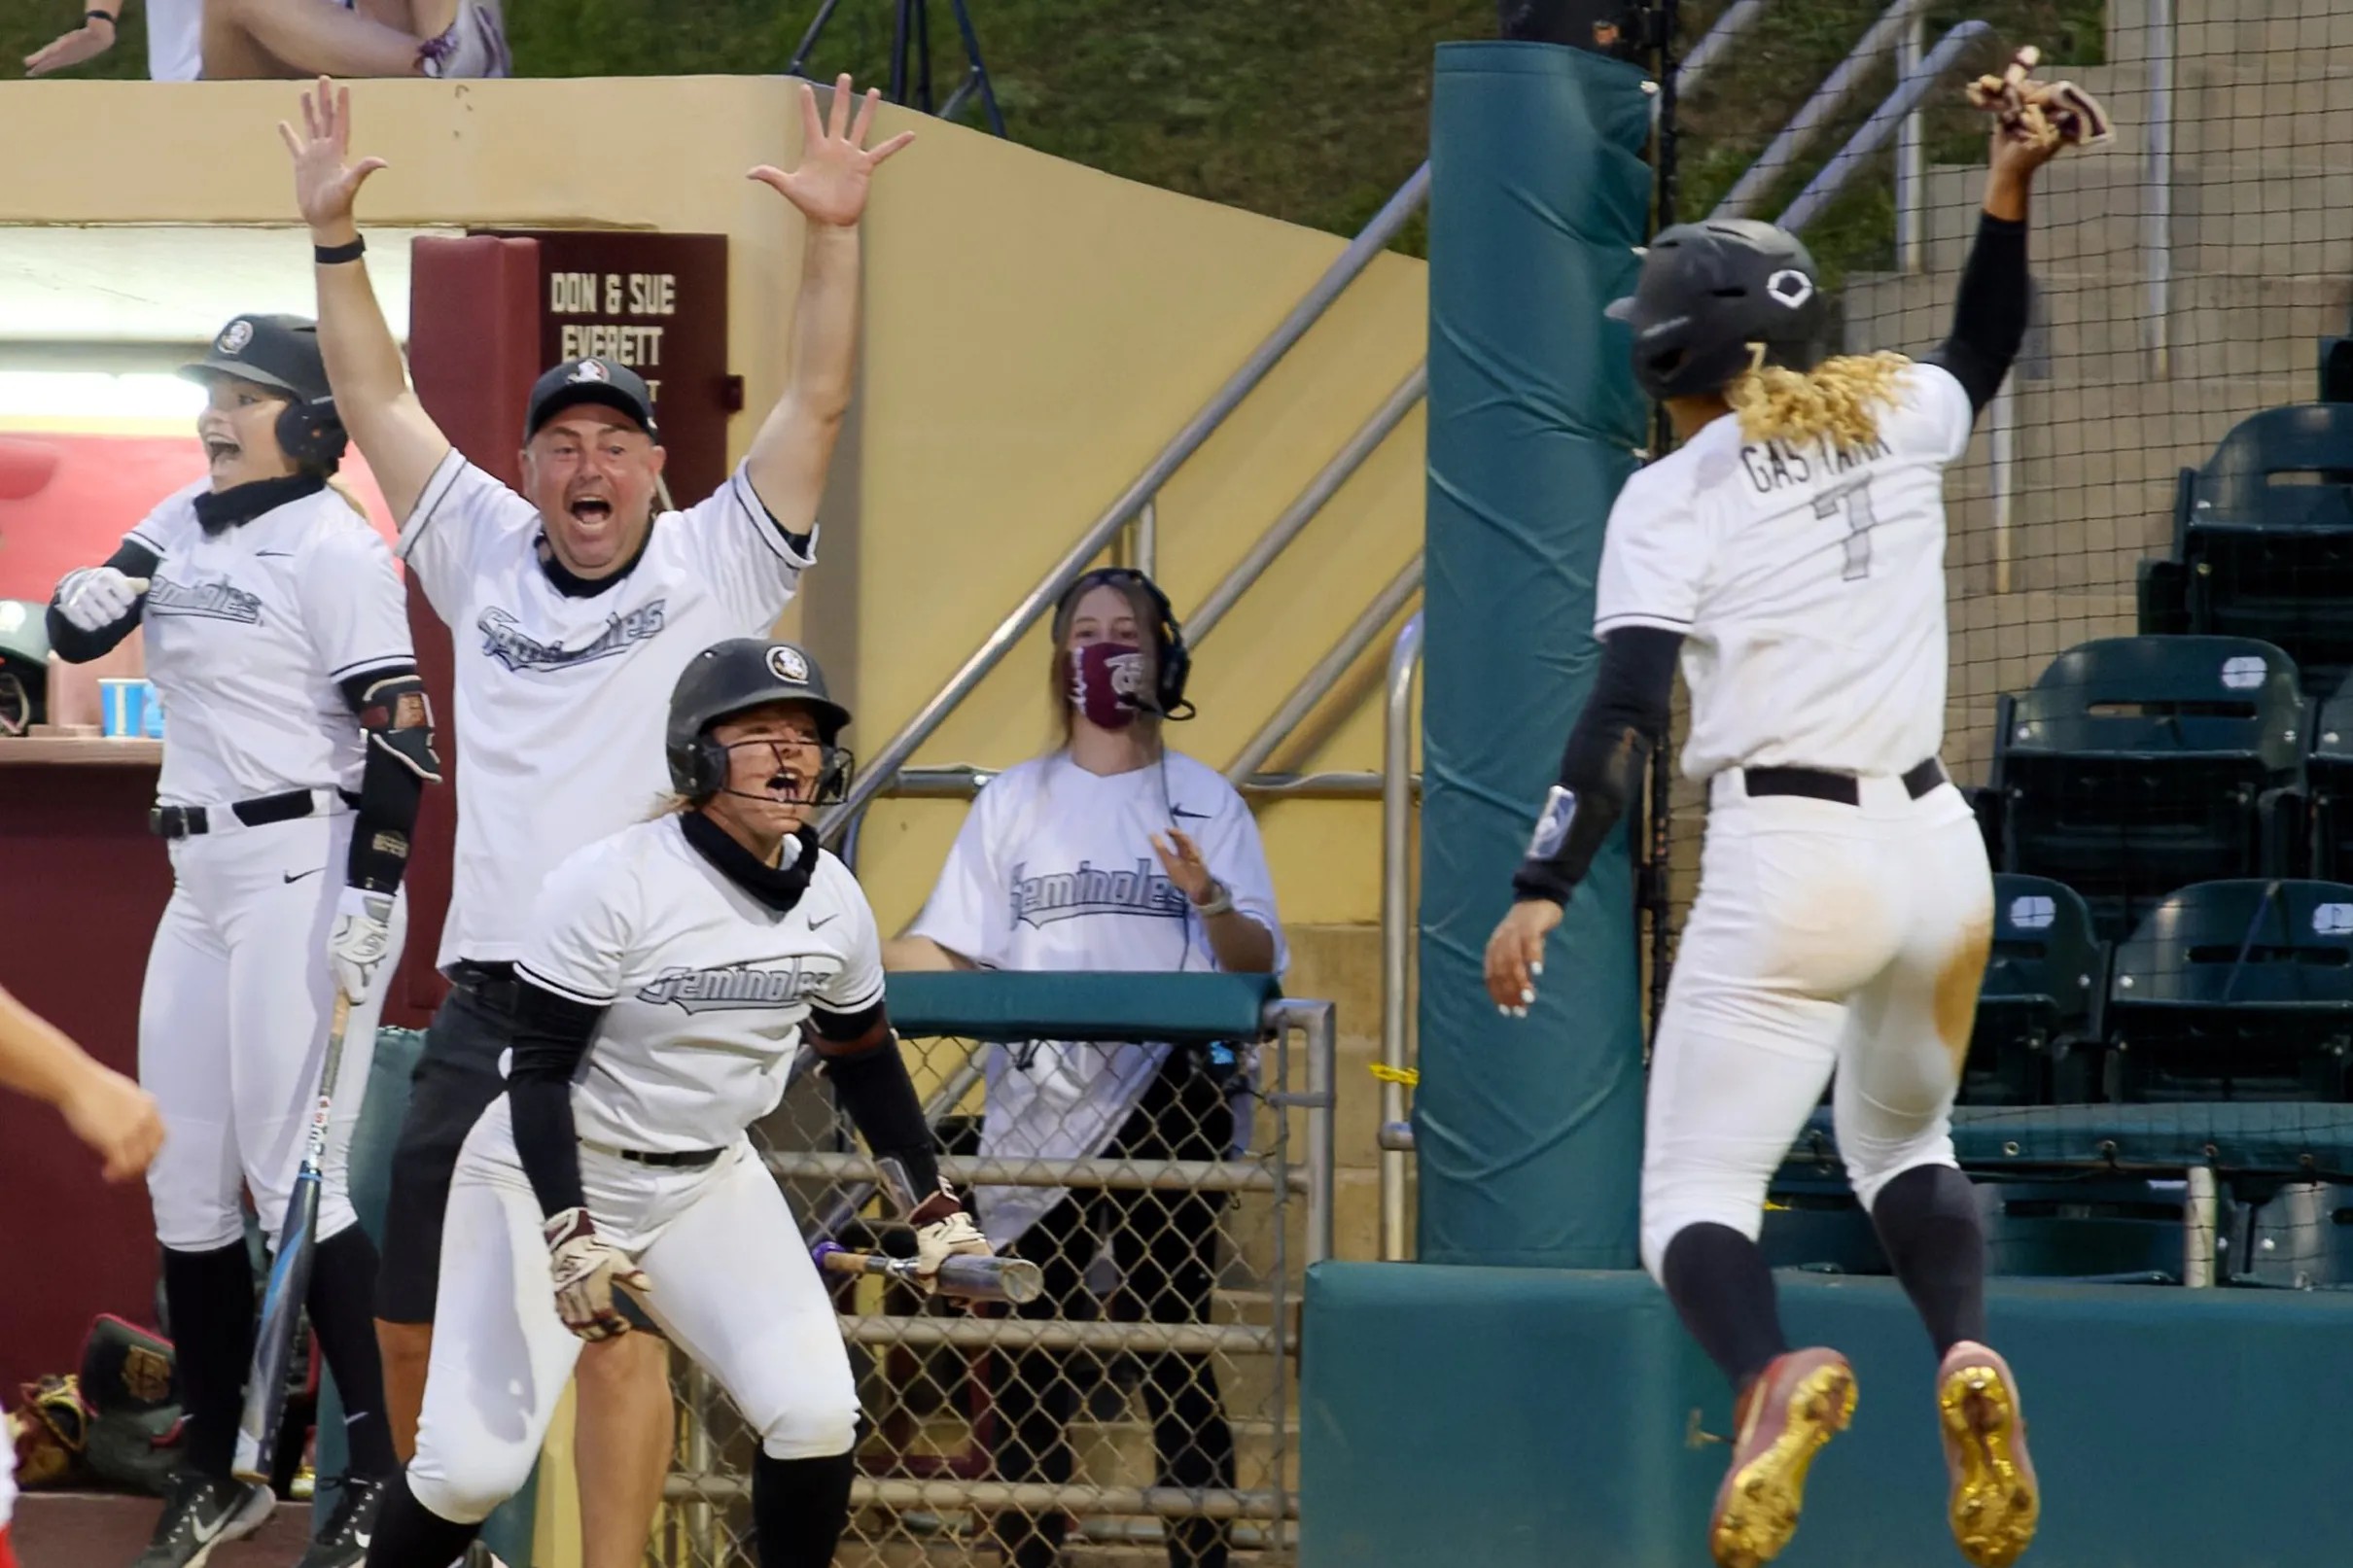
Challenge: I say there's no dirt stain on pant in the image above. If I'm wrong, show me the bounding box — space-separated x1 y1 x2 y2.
1933 918 1994 1076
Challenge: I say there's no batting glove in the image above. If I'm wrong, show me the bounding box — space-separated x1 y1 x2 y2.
543 1206 650 1341
55 567 148 633
327 886 397 1006
911 1202 994 1296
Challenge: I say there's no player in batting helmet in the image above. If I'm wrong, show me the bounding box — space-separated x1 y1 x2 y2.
1605 219 1829 403
665 639 855 810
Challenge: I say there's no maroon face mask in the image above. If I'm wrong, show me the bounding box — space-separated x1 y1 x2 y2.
1067 642 1152 730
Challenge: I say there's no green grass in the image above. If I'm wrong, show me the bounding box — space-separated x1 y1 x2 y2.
3 0 2105 272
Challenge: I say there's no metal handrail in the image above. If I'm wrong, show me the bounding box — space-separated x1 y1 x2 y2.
1378 612 1422 1262
2145 0 2175 377
1187 366 1428 647
837 765 1418 870
1713 0 1938 219
1774 21 1992 234
1676 0 1768 88
1224 555 1424 784
816 163 1433 842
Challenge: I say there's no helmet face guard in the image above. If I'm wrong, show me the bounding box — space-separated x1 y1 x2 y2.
696 734 856 808
1606 220 1830 401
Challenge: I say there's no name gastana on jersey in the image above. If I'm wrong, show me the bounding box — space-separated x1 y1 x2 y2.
478 601 667 673
637 958 833 1014
1010 856 1188 928
1738 433 1893 496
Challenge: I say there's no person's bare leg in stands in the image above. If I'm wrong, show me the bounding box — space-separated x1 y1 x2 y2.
202 0 426 78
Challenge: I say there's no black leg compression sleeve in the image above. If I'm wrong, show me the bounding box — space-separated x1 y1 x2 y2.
161 1240 258 1480
362 1474 481 1568
1870 1164 1987 1357
823 1038 943 1202
1660 1224 1791 1392
305 1227 397 1479
752 1449 856 1568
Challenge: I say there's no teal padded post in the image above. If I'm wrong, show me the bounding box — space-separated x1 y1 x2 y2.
313 1028 536 1567
1417 41 1655 1267
1302 1262 2353 1568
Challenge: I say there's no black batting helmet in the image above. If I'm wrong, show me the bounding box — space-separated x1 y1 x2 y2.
1605 220 1829 401
181 314 348 472
665 639 854 802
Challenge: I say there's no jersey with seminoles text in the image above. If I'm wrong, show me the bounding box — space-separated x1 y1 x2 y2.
905 749 1285 1245
515 816 882 1156
399 449 814 970
126 479 414 808
1595 359 1975 781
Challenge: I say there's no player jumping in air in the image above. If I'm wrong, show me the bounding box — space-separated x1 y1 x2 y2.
358 639 992 1568
1484 55 2106 1568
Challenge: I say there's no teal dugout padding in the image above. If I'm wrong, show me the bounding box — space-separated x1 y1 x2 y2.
1301 1263 2353 1568
886 971 1282 1042
313 1028 536 1567
1418 41 1655 1267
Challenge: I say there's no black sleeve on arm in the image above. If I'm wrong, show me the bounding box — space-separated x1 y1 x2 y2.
337 667 440 895
507 979 608 1219
816 1014 954 1216
45 540 160 663
1510 625 1681 905
1923 213 2029 416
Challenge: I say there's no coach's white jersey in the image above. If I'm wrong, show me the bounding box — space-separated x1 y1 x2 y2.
1596 360 1975 781
127 480 414 808
399 451 813 969
906 750 1285 1243
515 817 881 1155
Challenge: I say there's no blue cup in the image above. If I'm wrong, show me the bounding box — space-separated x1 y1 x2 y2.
140 681 165 740
99 679 162 740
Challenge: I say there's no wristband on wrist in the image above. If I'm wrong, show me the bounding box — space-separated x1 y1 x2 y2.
313 235 367 265
85 10 116 26
1192 879 1235 919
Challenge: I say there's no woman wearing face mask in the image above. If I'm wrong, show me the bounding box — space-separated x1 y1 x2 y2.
886 567 1286 1568
47 314 437 1568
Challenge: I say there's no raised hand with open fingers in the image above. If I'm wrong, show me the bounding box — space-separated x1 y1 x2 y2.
748 73 916 228
278 76 390 239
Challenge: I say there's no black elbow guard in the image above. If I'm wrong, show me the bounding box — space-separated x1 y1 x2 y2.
825 1033 946 1210
360 674 443 784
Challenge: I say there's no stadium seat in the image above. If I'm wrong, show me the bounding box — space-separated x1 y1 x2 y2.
2231 1179 2353 1289
1966 875 2107 1105
2104 879 2353 1101
2307 675 2353 882
1990 636 2306 939
1974 1175 2188 1284
2171 403 2353 692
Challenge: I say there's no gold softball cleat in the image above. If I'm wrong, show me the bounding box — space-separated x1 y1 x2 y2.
1938 1341 2041 1568
1707 1346 1857 1568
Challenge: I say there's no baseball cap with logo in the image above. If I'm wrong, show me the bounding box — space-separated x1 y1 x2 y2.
180 314 333 403
524 357 659 441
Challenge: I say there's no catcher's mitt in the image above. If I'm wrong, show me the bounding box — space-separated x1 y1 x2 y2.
1966 46 2113 152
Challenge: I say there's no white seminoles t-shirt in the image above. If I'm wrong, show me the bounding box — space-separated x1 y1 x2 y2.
399 450 813 969
1596 360 1975 781
127 481 414 808
516 818 883 1154
906 750 1286 1245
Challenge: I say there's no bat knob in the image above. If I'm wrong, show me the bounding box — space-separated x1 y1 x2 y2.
811 1240 844 1265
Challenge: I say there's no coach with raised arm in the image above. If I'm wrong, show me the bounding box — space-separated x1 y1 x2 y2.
281 71 909 1568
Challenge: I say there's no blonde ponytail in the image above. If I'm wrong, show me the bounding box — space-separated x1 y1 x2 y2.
1725 350 1914 448
325 473 369 518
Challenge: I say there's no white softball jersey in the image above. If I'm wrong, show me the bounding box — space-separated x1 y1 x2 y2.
1596 360 1975 781
513 817 883 1156
905 751 1285 1245
126 480 414 808
397 451 813 970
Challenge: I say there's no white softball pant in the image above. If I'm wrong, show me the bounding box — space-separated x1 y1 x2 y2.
139 811 405 1253
1638 769 1993 1281
407 1099 859 1525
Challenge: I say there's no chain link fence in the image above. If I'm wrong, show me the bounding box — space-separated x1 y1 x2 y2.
642 976 1331 1567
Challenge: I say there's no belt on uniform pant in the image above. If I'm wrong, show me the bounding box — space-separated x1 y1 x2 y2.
448 959 521 1010
148 786 358 839
579 1137 727 1168
1740 757 1946 806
